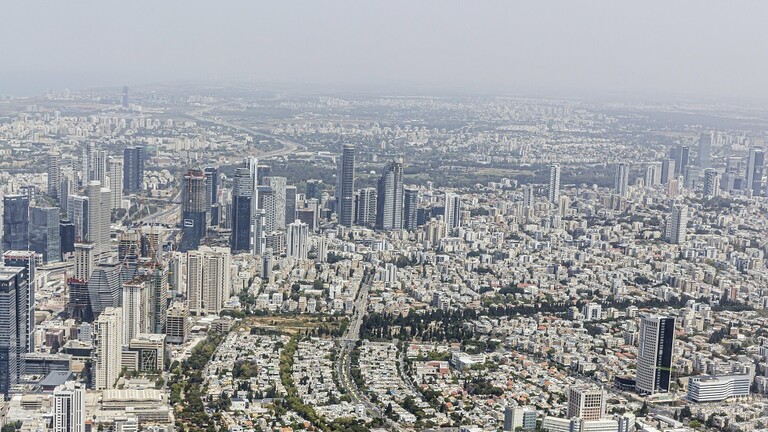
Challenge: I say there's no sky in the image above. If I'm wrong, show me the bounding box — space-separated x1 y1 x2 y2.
2 1 767 101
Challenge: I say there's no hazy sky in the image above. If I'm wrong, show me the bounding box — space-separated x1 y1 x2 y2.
2 1 768 100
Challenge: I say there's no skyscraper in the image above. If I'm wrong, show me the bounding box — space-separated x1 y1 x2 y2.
522 185 535 208
337 144 355 227
94 307 123 390
53 381 86 432
67 195 89 242
703 169 720 197
122 278 150 342
286 220 309 260
403 188 419 230
746 147 764 196
285 185 297 226
665 204 688 244
697 132 713 168
107 157 124 210
123 147 144 194
47 151 61 200
444 192 461 231
4 251 36 358
3 195 29 252
548 163 561 204
204 167 219 226
185 246 231 316
636 315 675 395
306 179 324 200
147 264 168 334
230 167 253 254
265 176 287 231
29 206 61 263
355 188 377 228
660 159 676 184
0 267 25 398
615 162 630 197
180 170 207 252
678 145 690 175
86 181 111 257
88 262 122 317
376 160 404 231
644 162 661 187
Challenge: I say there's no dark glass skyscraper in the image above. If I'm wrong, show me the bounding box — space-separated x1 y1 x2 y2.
123 146 144 193
180 170 207 252
337 144 355 227
3 195 29 253
29 206 61 263
403 188 419 230
376 160 404 230
747 148 764 196
0 266 27 398
204 167 219 226
3 251 35 375
230 167 253 253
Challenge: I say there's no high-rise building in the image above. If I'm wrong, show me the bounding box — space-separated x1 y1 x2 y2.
264 176 287 231
68 243 95 322
180 170 207 252
3 195 30 252
4 251 36 358
92 150 108 185
88 262 122 317
86 181 111 257
567 386 606 420
185 246 231 316
636 315 675 395
337 144 355 227
29 206 61 263
615 163 630 197
503 406 537 432
376 160 404 231
0 267 26 397
661 159 676 185
251 209 266 255
67 195 89 242
47 151 61 200
355 188 377 227
703 169 720 197
122 147 144 194
698 132 713 168
53 381 86 432
203 167 218 226
165 302 189 344
444 192 461 231
147 264 168 334
522 185 535 208
286 220 309 260
285 185 297 226
403 188 419 230
548 163 561 204
644 162 662 187
107 157 124 210
665 204 688 244
230 167 253 253
94 307 123 390
678 145 690 175
746 148 764 196
122 278 150 342
306 179 324 200
121 86 129 108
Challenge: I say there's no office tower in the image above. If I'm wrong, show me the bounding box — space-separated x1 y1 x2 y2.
285 185 297 226
614 162 630 197
265 176 287 231
117 232 141 263
306 179 324 200
121 86 129 108
53 381 85 432
678 145 690 175
297 208 317 232
67 195 89 242
376 160 404 230
29 206 61 263
684 166 700 190
86 181 111 257
286 220 309 260
204 167 219 226
261 250 273 279
60 221 75 257
180 169 207 252
567 386 606 420
92 150 108 185
665 204 688 244
644 162 662 187
147 264 168 334
256 164 270 185
703 169 720 197
444 192 462 231
122 147 144 193
746 148 764 196
3 195 30 252
68 243 95 321
88 262 122 318
59 170 76 214
548 163 561 203
522 185 535 208
122 278 149 342
94 307 123 390
107 157 123 210
698 132 713 168
230 167 253 253
185 246 231 316
252 210 266 255
4 251 36 357
165 302 189 344
47 151 61 199
337 144 356 227
660 159 676 185
354 188 376 228
403 188 419 230
0 267 25 397
636 315 675 395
